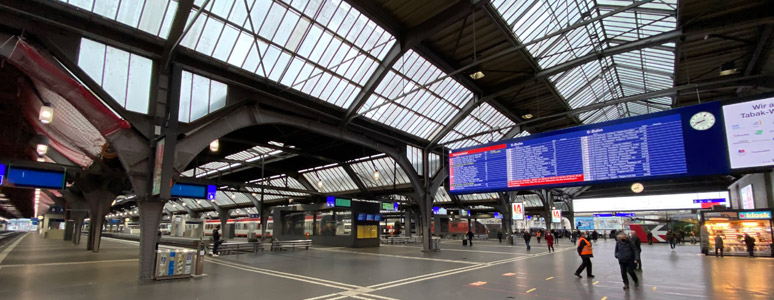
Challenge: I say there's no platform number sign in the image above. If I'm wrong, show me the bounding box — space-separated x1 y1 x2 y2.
206 185 217 200
0 163 5 185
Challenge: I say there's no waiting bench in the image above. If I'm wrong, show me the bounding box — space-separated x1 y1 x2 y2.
271 239 312 251
209 241 262 255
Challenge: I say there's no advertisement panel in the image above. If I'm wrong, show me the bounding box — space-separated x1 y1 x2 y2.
741 184 755 210
512 203 524 220
551 209 561 223
722 96 774 169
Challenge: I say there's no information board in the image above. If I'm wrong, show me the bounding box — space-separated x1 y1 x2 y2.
170 183 216 199
722 96 774 169
6 167 65 189
449 102 729 193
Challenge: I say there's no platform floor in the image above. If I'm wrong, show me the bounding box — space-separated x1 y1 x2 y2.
0 233 772 300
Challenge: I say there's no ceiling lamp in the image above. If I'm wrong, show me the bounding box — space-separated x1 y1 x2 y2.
209 139 220 152
33 135 49 156
719 61 738 76
317 179 323 188
469 71 485 80
374 170 380 181
39 104 54 124
522 113 534 119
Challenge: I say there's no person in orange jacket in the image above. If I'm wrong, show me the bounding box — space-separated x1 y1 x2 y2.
574 231 594 278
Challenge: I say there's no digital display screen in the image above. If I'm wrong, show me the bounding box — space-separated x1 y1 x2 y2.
171 183 207 199
449 103 729 193
382 202 393 210
374 214 383 221
366 214 375 221
722 96 774 169
6 167 65 189
335 198 351 208
357 213 366 221
741 184 755 210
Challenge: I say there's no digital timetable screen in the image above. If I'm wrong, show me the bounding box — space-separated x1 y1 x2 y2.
449 102 730 194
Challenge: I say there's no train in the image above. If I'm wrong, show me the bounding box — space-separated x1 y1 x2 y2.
203 216 352 238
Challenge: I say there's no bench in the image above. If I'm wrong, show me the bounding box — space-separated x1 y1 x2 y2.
271 239 312 251
209 241 262 255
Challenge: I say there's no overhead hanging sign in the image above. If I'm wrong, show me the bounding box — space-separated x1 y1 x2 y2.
512 203 524 220
551 209 562 223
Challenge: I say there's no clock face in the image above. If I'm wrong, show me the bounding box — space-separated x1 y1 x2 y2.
631 183 644 193
689 111 716 130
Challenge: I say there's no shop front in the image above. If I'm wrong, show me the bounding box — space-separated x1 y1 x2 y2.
700 210 773 257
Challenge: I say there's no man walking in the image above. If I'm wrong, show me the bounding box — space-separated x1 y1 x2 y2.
744 233 755 257
498 231 503 243
574 232 594 278
466 230 474 247
615 233 640 290
646 231 653 245
546 232 555 253
523 230 532 251
631 233 642 270
212 225 222 256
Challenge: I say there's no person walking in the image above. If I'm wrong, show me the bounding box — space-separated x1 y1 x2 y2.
592 230 599 242
546 232 555 253
667 231 676 250
523 230 532 251
466 230 474 247
537 230 543 243
574 232 594 278
498 231 503 244
615 233 640 290
646 231 653 245
744 233 755 257
714 234 724 257
631 233 642 270
212 225 222 256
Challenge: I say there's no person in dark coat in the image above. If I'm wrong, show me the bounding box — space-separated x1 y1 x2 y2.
212 225 222 256
498 231 503 243
523 230 532 251
646 231 653 245
591 230 599 242
744 234 755 257
714 234 724 257
466 230 474 247
546 232 555 253
667 231 676 250
615 233 640 290
631 234 642 270
574 232 594 278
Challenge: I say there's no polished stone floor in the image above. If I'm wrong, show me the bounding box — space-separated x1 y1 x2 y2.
0 233 772 300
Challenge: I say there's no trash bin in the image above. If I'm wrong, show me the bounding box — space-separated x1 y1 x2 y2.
155 248 195 280
431 237 441 251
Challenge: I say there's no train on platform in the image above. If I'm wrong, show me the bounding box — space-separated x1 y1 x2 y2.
203 216 352 238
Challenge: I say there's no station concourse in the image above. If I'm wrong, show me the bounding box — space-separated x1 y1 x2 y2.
1 0 774 299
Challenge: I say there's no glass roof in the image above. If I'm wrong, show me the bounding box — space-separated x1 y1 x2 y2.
178 70 228 122
492 0 678 123
458 193 500 202
301 164 358 193
434 187 452 204
54 0 178 39
440 103 516 147
181 145 281 177
348 154 410 189
181 0 395 109
357 50 473 139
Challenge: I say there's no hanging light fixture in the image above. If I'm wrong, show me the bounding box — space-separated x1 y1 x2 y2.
315 170 323 188
32 135 49 156
39 104 54 124
209 139 220 152
372 161 380 181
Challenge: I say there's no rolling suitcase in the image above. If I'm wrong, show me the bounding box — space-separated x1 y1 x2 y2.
463 239 468 246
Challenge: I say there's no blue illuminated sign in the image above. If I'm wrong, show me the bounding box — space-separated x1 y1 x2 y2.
6 167 65 189
449 102 729 194
693 198 726 204
493 212 502 219
326 196 335 207
206 185 216 200
170 183 212 199
0 163 5 185
594 213 635 218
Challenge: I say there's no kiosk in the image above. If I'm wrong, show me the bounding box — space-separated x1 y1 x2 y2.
700 210 773 257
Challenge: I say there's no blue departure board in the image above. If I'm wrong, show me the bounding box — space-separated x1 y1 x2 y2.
6 167 66 189
449 102 730 194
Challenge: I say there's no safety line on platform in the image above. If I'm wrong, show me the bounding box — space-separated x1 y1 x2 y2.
0 258 138 268
0 233 28 265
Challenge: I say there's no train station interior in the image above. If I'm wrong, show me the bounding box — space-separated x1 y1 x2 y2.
1 0 773 299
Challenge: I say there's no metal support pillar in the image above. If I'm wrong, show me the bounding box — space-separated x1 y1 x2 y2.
138 200 164 280
84 189 115 252
218 208 231 239
404 209 411 237
69 210 88 245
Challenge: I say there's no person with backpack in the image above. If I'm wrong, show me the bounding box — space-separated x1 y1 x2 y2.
615 233 640 290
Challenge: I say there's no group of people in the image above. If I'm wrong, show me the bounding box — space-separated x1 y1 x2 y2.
574 231 643 290
714 232 757 257
664 230 698 249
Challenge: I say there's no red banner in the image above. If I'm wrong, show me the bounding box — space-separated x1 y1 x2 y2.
508 174 584 187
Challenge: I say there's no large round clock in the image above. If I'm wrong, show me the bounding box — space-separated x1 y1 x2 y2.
689 111 716 130
631 182 644 194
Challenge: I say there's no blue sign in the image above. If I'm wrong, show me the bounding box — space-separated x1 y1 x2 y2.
594 214 613 217
168 252 176 276
576 216 595 230
449 102 729 194
493 212 502 219
693 198 726 204
0 163 5 185
6 167 65 189
326 196 335 207
739 211 772 220
171 183 211 199
206 185 216 200
593 213 635 217
432 207 440 214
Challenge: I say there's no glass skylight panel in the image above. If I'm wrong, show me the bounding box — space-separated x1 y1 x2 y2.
440 103 515 147
358 50 472 139
350 156 409 188
179 70 228 123
301 166 358 193
214 191 238 206
249 175 308 192
434 187 452 203
78 38 152 114
180 0 395 109
458 193 499 202
55 0 177 39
